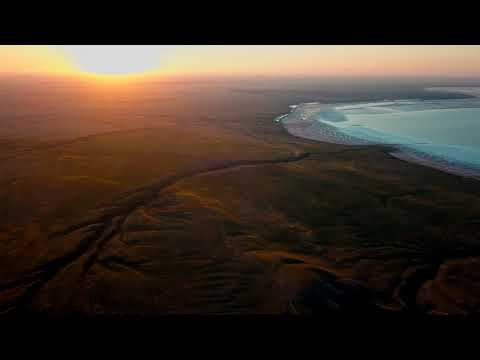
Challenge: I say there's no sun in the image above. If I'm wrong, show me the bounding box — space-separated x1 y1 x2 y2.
59 45 172 76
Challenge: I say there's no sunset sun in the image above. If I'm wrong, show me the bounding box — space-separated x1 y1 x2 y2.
59 45 171 76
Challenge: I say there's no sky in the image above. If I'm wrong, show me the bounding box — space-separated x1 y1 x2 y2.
1 45 480 78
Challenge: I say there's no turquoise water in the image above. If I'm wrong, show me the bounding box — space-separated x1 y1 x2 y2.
315 99 480 176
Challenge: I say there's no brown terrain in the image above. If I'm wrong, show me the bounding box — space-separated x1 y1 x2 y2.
1 76 480 316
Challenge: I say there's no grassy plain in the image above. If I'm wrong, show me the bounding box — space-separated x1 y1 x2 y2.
1 77 479 315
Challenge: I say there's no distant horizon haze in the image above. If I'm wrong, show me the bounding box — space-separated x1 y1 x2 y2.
1 46 480 79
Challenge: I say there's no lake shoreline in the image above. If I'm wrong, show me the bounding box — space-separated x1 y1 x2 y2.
279 101 480 180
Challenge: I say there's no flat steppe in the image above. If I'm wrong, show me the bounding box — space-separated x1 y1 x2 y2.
1 77 479 316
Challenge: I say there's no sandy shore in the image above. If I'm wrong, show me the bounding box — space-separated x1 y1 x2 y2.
390 149 480 180
281 103 372 146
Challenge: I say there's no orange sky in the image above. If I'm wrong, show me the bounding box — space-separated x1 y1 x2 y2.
1 45 480 78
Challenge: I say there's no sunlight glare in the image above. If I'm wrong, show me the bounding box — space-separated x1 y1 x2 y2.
59 45 172 76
